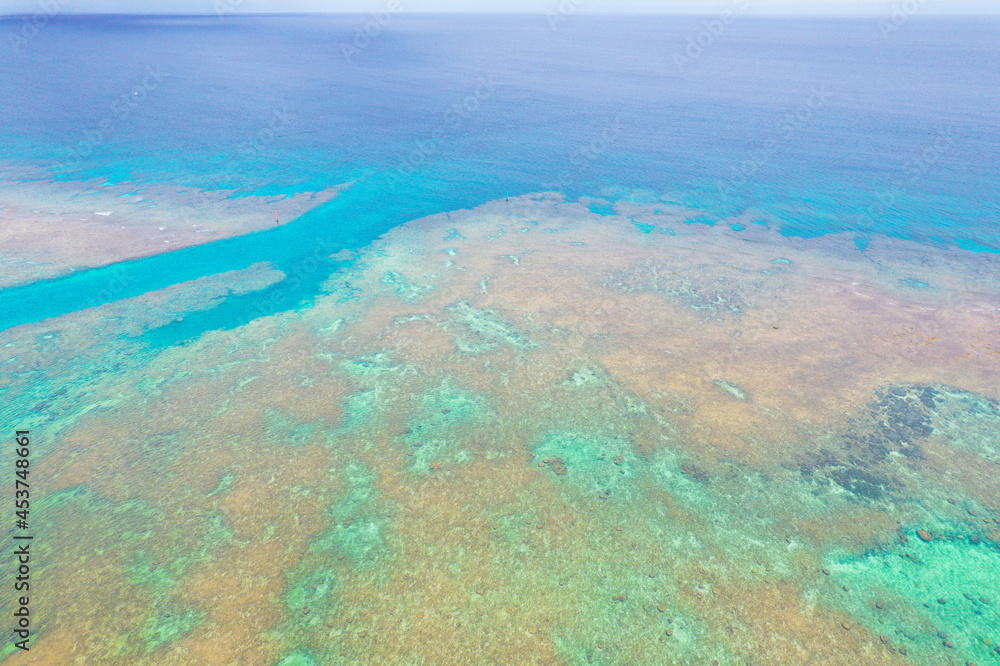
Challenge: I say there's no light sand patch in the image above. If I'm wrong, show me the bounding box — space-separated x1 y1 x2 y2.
0 166 341 286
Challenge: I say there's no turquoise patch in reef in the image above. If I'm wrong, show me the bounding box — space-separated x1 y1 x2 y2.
286 568 338 620
264 408 316 446
335 389 391 432
925 387 1000 465
127 510 231 650
340 351 410 376
649 450 712 510
420 382 482 418
310 463 387 566
532 432 636 497
401 381 487 472
685 214 715 226
822 534 1000 663
276 652 317 666
381 270 432 302
587 201 615 215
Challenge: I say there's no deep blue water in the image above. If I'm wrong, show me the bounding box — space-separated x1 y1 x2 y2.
0 14 997 336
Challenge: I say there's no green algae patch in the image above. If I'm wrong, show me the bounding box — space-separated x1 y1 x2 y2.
127 511 232 593
563 365 609 388
336 388 389 432
310 462 388 567
340 351 414 377
264 408 317 446
0 643 22 662
401 381 490 472
327 516 385 563
128 551 179 594
330 353 419 439
445 301 537 353
712 379 748 401
206 470 236 497
649 450 713 509
127 509 232 655
24 487 228 658
926 387 1000 464
141 607 204 652
532 432 637 497
286 568 338 620
276 652 317 666
419 382 483 421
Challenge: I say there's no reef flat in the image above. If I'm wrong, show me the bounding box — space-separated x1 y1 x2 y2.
2 194 998 665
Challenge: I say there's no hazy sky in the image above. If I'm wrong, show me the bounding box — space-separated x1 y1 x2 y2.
1 0 997 14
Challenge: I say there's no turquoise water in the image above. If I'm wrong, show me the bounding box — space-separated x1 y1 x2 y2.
1 15 998 338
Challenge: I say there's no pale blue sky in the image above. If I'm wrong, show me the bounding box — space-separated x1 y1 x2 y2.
1 0 998 15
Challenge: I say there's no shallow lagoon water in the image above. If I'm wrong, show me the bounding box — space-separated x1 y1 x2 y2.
0 14 999 666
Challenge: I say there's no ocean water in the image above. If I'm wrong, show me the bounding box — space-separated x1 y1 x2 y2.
1 15 998 332
1 13 999 666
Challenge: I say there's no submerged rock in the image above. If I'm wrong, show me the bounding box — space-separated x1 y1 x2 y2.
681 463 709 483
543 456 568 475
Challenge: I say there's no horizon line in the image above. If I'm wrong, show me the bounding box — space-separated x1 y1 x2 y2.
3 10 1000 17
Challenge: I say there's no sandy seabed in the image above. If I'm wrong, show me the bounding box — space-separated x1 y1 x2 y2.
1 192 999 665
0 163 340 288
